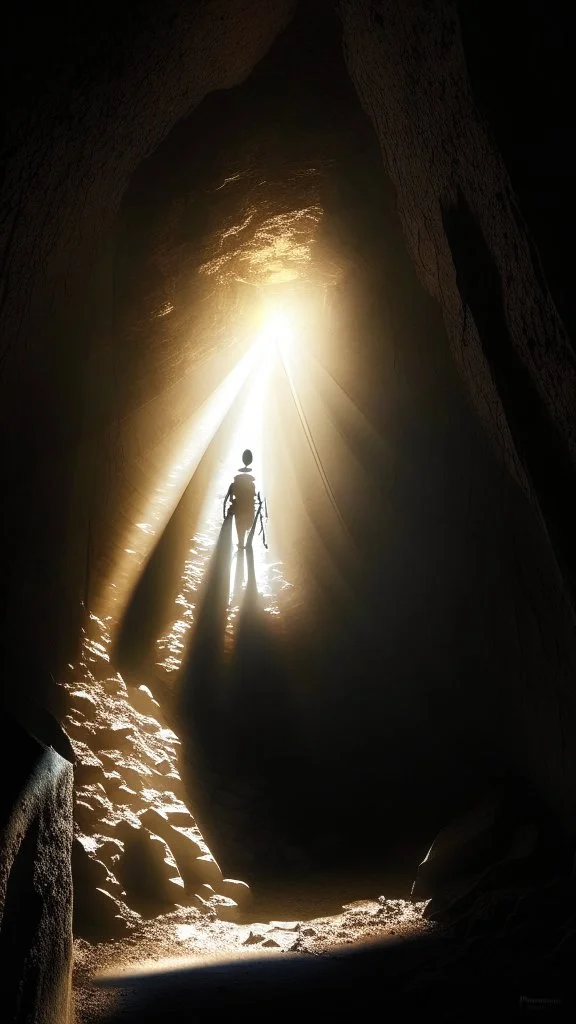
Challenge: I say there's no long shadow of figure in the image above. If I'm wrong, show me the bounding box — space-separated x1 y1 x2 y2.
178 511 234 732
111 446 216 684
176 513 302 887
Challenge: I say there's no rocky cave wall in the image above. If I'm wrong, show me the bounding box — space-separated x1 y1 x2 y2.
1 0 576 833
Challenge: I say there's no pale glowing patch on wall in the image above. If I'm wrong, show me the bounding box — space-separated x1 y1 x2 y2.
199 205 323 286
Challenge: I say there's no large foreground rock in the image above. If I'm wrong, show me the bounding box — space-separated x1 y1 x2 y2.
411 784 571 923
0 713 74 1024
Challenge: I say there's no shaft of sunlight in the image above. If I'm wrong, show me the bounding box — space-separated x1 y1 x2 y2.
99 339 266 623
155 328 287 675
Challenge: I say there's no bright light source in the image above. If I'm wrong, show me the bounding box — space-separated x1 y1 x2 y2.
259 302 298 370
260 307 292 344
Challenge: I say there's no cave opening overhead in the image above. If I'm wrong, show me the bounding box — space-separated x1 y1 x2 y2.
66 0 572 898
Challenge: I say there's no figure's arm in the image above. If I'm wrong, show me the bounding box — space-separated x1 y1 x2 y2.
223 484 233 519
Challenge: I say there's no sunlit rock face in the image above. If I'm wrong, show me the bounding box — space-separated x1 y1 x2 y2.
65 616 247 939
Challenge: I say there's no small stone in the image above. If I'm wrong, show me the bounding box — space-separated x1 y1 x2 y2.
66 719 94 741
114 784 141 803
301 927 317 936
93 837 123 864
261 939 280 948
192 895 217 920
72 742 106 785
220 878 252 908
101 770 125 795
243 931 265 945
69 690 99 709
95 725 134 751
129 685 161 718
162 808 195 827
119 765 152 791
209 895 239 922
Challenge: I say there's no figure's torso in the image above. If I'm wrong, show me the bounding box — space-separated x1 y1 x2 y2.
232 472 256 522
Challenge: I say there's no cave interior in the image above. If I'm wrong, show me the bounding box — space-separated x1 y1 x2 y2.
1 0 576 1018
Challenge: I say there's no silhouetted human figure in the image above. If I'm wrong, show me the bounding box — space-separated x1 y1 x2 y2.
223 449 257 549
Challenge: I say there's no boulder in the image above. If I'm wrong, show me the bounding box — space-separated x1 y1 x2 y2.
75 782 116 829
212 897 240 922
138 810 207 889
71 742 106 787
220 878 252 909
193 893 239 922
72 837 114 889
0 713 74 1024
128 686 162 720
115 823 185 916
93 836 124 868
194 853 223 887
115 764 153 792
197 883 215 899
74 797 98 831
161 808 196 828
102 675 129 697
411 786 545 922
94 725 135 752
78 888 134 941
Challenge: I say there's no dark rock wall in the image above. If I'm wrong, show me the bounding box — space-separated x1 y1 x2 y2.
339 0 576 598
339 0 576 818
456 0 576 346
0 716 74 1023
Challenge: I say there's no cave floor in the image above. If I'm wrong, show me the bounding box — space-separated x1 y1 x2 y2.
72 895 430 1022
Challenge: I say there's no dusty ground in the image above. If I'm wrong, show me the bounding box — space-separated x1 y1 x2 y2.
73 894 431 1023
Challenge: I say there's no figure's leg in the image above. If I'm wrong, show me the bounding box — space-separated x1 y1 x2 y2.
232 545 245 597
236 518 247 549
246 507 260 549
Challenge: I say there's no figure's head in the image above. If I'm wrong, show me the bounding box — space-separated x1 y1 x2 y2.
242 449 253 468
